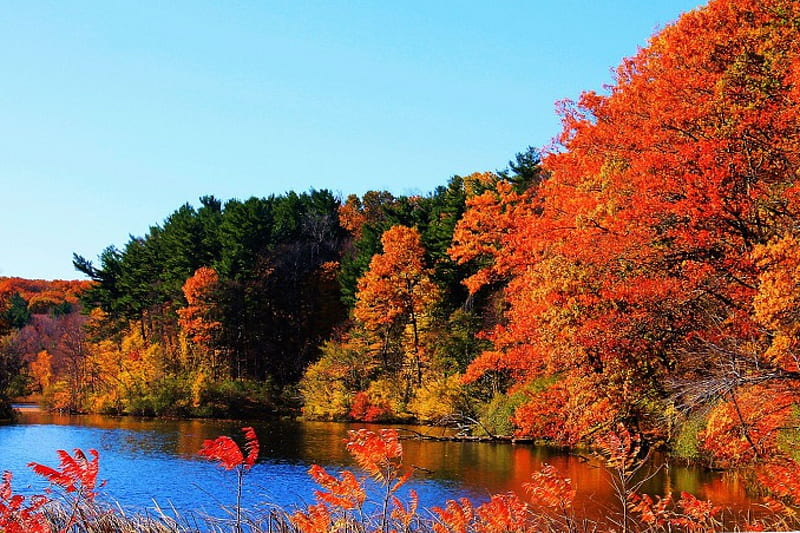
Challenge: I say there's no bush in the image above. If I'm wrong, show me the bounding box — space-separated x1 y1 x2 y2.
672 410 708 462
148 376 191 416
476 391 526 436
299 349 353 420
407 373 464 423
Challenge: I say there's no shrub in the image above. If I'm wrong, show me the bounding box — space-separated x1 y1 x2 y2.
476 391 526 437
407 373 464 423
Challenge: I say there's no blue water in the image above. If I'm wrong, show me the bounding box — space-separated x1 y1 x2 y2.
0 406 757 523
0 408 478 519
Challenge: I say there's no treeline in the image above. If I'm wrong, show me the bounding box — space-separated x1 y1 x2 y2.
48 155 539 420
52 191 346 415
1 155 541 420
74 192 346 384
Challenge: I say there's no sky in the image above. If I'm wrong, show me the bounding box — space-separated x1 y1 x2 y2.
1 1 705 281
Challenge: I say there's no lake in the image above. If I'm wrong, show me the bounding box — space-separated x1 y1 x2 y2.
0 406 760 524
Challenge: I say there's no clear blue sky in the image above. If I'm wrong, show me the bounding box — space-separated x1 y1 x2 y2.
1 1 704 280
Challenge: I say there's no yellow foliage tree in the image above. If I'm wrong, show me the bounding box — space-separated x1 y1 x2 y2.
28 350 53 393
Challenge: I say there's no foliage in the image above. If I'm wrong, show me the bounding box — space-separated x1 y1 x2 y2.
0 278 88 319
349 390 393 422
3 293 31 330
0 472 48 533
74 190 346 387
670 410 707 462
474 391 526 437
29 449 102 501
198 426 259 472
304 216 473 424
299 338 372 420
0 336 22 417
446 0 800 468
354 225 440 387
0 278 90 414
406 373 464 424
177 267 222 362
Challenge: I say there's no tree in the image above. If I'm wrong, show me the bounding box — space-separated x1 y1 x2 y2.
3 293 30 330
497 146 546 193
337 190 410 307
354 226 439 389
0 336 22 418
457 0 800 449
178 267 224 377
449 176 524 295
28 350 53 394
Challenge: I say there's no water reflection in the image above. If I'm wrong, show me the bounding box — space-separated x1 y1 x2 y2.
0 410 759 521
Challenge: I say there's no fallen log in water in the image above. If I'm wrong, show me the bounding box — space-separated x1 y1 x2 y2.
395 427 536 444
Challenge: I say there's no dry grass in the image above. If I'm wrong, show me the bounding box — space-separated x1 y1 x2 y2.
32 497 800 533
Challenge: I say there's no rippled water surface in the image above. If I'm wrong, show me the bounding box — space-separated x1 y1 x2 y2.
0 406 759 522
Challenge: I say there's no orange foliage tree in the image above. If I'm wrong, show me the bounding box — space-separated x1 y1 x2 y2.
354 225 440 392
0 278 89 311
177 266 224 377
449 174 536 295
28 350 52 394
454 0 800 470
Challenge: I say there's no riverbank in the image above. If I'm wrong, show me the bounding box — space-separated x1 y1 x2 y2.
0 399 16 423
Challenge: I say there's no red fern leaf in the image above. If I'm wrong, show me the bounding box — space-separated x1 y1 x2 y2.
474 493 529 533
345 428 404 484
290 503 332 533
67 449 100 494
27 462 75 492
29 448 102 500
432 498 474 533
198 435 244 470
242 427 259 470
391 489 419 529
308 464 366 510
198 428 259 471
523 463 576 510
0 471 51 533
391 469 413 493
1 471 12 501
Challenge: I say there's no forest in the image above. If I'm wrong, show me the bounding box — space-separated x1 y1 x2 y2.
3 0 800 514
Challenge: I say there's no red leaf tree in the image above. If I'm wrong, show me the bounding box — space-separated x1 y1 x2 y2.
453 0 800 471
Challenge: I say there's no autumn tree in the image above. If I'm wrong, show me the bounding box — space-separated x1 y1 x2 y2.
450 176 525 295
28 350 53 394
178 267 224 377
354 225 440 390
456 0 800 453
